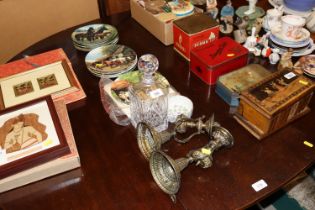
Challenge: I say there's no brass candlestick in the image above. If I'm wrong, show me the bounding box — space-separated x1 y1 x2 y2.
149 126 234 202
137 114 220 160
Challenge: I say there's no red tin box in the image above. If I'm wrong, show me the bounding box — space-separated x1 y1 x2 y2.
190 37 249 85
173 13 219 61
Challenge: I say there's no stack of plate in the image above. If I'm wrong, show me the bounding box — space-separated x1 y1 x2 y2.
85 45 137 78
71 24 119 52
269 28 315 56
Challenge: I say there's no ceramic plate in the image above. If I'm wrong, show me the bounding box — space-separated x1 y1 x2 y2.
299 55 315 76
270 29 310 47
87 66 136 78
73 37 119 52
169 2 194 16
268 37 312 51
270 34 310 48
270 39 315 56
303 70 315 78
71 24 118 46
85 45 137 76
73 34 118 46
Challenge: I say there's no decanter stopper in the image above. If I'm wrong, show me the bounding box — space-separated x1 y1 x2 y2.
138 54 159 85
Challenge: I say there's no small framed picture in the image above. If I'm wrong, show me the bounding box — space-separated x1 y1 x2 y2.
0 96 70 179
0 60 79 110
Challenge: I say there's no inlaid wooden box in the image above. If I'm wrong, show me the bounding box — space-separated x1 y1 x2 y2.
234 69 314 140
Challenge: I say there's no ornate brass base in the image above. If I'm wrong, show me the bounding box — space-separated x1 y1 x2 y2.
137 114 221 160
149 125 234 201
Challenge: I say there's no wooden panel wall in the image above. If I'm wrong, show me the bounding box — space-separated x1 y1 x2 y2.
105 0 130 16
0 0 100 64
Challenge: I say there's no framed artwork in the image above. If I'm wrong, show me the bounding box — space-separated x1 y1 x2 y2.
0 96 70 179
0 60 79 110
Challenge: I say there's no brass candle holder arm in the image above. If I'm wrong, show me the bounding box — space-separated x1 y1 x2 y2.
173 114 220 143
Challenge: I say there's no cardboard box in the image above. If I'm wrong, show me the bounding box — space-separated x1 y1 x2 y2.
130 0 178 45
190 37 248 85
173 13 219 60
234 69 314 139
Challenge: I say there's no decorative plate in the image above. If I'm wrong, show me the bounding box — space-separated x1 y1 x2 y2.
85 45 137 77
71 24 118 46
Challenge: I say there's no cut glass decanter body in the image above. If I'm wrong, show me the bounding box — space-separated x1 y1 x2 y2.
129 54 169 132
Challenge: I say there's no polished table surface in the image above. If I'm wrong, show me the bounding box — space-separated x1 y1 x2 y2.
1 1 315 210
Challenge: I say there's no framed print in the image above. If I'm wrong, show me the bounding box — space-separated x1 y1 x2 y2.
0 60 80 110
0 96 70 179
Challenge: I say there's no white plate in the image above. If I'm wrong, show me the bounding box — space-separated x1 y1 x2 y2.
273 39 315 56
269 34 310 48
271 28 310 43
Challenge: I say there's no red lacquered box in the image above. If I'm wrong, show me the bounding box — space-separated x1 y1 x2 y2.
190 37 249 85
173 13 219 61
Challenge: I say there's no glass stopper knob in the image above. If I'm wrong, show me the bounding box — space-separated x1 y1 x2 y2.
138 54 159 84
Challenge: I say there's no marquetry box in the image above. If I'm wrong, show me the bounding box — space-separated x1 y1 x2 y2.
173 13 219 60
190 37 248 85
234 69 315 140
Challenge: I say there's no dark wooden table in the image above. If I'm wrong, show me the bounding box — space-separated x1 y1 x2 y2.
1 1 315 210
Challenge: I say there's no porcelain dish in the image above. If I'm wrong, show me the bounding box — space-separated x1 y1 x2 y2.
85 45 137 78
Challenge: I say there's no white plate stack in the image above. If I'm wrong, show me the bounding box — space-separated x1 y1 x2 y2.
268 28 315 56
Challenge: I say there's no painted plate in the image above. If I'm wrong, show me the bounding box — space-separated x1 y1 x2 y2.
85 45 137 76
71 24 118 46
73 37 119 52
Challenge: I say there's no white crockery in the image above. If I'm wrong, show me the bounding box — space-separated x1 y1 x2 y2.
281 15 306 40
263 7 283 31
168 95 193 123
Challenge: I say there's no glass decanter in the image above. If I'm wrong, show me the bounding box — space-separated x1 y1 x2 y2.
129 54 169 132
